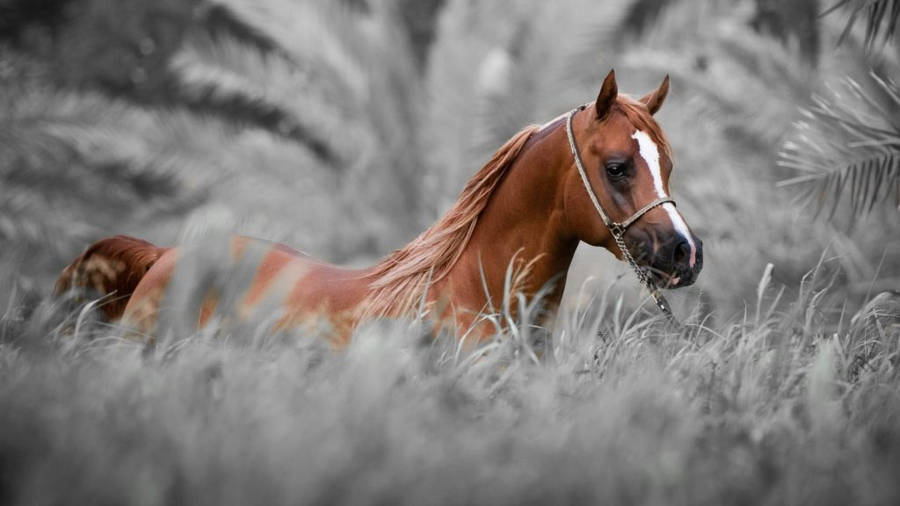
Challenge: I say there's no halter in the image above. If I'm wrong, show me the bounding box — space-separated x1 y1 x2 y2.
565 106 677 321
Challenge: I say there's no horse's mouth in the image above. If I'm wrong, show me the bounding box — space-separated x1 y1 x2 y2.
627 242 702 289
642 266 697 289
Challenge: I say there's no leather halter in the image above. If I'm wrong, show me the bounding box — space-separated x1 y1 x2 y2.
565 105 678 321
565 105 675 239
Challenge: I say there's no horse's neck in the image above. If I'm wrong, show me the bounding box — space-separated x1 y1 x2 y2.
441 126 578 315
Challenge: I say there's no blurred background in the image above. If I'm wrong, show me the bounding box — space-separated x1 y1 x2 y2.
1 0 898 320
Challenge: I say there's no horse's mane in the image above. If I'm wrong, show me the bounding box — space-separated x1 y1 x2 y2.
360 124 541 319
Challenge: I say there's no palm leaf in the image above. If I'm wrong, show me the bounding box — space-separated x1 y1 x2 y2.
823 0 900 49
170 0 428 249
170 34 353 168
0 86 231 258
778 72 900 219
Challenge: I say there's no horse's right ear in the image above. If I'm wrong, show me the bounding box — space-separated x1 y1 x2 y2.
595 69 618 120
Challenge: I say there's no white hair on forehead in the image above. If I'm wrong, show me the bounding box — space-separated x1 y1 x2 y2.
631 130 665 197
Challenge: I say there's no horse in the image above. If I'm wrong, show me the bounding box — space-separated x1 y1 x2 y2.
55 70 702 344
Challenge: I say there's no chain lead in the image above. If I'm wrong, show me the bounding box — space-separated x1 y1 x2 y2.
612 230 677 324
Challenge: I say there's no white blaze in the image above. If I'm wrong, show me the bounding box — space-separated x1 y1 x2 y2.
630 130 697 268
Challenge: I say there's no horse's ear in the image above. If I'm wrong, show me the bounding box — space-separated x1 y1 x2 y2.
640 75 670 115
595 69 618 120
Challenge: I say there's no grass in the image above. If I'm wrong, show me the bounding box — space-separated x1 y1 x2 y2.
3 1 900 504
1 259 899 505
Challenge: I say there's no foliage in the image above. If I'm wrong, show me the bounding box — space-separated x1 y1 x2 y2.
779 72 900 219
0 0 430 287
780 0 900 220
18 0 201 101
0 0 73 45
824 0 900 49
169 0 428 254
0 54 198 274
751 0 820 64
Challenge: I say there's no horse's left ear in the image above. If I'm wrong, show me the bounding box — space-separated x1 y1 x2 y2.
639 75 670 115
595 69 618 120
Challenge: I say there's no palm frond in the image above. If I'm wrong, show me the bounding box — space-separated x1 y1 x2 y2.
197 2 282 55
205 0 370 99
778 71 900 219
823 0 900 49
0 87 226 258
170 0 421 173
170 34 356 168
169 0 428 250
617 1 817 152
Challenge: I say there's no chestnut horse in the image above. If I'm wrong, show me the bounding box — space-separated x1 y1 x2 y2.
56 70 702 343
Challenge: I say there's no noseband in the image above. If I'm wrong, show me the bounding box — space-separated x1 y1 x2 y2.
565 106 677 320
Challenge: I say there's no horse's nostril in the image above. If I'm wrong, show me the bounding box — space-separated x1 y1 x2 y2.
673 239 691 265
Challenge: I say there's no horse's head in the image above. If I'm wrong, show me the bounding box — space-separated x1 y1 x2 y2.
563 70 702 288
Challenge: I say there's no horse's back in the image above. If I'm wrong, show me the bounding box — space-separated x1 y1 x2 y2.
122 236 369 337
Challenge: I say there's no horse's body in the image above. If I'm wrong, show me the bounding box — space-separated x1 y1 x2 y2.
121 237 373 343
56 71 702 343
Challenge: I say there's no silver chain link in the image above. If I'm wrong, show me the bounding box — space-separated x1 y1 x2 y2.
611 228 676 322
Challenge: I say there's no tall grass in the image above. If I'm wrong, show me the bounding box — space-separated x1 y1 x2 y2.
1 259 899 505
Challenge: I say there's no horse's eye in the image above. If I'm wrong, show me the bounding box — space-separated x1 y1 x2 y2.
605 163 627 179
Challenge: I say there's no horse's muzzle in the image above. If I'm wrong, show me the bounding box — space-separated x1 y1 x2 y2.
628 231 703 289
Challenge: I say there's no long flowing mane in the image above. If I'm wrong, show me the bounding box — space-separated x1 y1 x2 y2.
360 124 541 319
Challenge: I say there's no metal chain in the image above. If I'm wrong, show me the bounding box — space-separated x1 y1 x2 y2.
611 228 676 323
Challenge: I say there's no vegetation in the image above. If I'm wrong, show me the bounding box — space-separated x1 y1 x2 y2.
2 261 900 505
779 0 900 220
1 0 899 504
